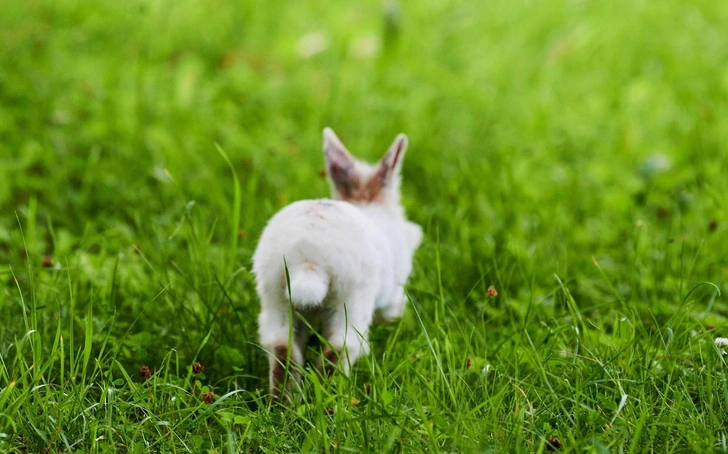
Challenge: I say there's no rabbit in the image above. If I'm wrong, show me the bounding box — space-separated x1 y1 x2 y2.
253 127 423 399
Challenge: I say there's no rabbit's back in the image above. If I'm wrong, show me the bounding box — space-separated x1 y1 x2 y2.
253 199 386 299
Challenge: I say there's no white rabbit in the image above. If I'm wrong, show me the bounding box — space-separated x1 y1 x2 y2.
253 127 422 399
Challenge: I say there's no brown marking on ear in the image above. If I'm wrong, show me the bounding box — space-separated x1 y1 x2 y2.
326 131 408 204
330 169 362 200
334 174 387 203
270 345 289 400
388 136 407 170
339 150 396 203
324 128 361 199
360 172 386 201
340 135 406 203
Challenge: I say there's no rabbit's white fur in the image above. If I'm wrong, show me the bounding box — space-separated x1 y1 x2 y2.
253 127 422 398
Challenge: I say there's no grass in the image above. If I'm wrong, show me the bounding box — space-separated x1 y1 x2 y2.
1 0 728 451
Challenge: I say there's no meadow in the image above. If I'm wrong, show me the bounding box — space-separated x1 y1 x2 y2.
1 0 728 452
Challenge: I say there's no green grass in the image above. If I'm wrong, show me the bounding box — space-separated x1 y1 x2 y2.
1 0 728 451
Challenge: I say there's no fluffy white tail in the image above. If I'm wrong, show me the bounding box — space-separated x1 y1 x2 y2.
286 264 330 308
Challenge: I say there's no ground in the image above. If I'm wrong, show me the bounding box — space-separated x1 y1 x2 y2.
1 0 727 452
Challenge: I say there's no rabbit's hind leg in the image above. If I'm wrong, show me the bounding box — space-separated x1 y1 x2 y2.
320 287 376 375
258 297 304 402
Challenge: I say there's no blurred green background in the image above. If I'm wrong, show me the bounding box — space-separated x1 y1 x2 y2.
1 0 728 451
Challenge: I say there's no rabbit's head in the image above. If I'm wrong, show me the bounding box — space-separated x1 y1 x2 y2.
323 127 422 268
323 127 409 207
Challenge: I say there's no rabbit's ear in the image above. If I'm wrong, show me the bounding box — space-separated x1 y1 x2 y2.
373 133 408 187
382 134 408 173
323 127 359 197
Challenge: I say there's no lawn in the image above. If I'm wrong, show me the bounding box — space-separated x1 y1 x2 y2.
1 0 728 452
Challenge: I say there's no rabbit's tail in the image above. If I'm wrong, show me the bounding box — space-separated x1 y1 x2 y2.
286 264 330 308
